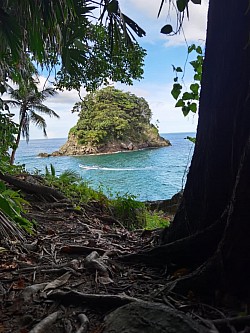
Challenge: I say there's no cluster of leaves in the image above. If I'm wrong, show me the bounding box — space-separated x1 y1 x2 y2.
0 111 18 160
44 164 107 204
43 164 168 231
110 192 146 230
145 210 170 230
171 44 204 116
0 0 146 92
56 24 146 91
71 86 155 146
0 180 34 233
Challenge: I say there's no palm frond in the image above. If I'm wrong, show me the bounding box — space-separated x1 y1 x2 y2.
2 99 21 107
30 104 60 118
41 88 58 99
29 111 47 136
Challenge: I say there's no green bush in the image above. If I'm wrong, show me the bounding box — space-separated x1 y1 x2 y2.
145 210 170 230
110 193 146 230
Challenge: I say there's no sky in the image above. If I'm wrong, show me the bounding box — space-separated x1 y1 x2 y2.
14 0 209 139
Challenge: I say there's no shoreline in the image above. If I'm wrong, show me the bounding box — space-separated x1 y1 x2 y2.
37 145 169 158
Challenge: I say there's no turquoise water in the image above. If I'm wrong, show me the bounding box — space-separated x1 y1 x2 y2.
15 133 194 201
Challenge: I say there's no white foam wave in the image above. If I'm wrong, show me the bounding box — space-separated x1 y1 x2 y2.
79 164 153 171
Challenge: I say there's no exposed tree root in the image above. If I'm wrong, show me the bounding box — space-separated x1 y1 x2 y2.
76 314 89 333
160 254 222 299
0 172 67 201
212 315 250 332
29 311 62 333
119 218 225 268
47 290 140 309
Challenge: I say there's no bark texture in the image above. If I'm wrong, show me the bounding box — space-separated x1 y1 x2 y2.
162 0 250 244
156 1 250 298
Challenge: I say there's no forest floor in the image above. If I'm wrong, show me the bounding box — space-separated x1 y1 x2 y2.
0 187 248 333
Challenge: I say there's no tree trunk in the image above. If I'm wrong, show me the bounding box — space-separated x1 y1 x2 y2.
150 1 250 299
10 127 21 165
10 106 26 165
162 0 250 244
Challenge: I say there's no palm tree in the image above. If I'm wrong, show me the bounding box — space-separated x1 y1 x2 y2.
4 84 59 164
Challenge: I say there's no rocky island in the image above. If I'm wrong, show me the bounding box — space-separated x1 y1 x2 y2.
39 87 170 157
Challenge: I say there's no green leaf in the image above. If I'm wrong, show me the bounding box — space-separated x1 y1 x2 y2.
175 99 185 107
0 181 6 192
191 0 201 4
174 77 178 82
194 73 201 81
182 92 194 100
189 103 197 113
188 44 196 54
185 136 196 143
160 25 173 35
171 83 182 100
196 46 203 54
0 194 18 219
182 106 189 116
177 0 188 12
175 67 183 73
190 83 199 95
190 60 199 71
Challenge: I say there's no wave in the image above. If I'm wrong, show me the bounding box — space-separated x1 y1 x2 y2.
79 164 153 171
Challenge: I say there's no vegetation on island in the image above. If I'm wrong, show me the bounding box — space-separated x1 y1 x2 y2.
69 86 163 147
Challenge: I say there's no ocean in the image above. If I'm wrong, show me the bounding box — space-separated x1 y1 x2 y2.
15 133 195 201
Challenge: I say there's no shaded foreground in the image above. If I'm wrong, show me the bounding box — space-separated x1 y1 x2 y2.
0 176 249 332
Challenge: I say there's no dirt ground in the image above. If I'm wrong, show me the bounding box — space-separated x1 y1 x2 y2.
0 190 248 332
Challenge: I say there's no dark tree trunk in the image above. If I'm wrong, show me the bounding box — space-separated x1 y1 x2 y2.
10 106 26 165
162 0 250 244
145 0 250 300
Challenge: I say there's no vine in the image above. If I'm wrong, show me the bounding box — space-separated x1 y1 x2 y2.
171 43 204 117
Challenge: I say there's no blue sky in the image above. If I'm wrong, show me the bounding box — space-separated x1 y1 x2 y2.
20 1 209 139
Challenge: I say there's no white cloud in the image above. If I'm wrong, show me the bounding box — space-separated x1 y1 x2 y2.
119 0 209 46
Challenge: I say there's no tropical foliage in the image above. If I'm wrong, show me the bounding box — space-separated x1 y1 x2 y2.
3 83 59 164
0 179 34 234
0 0 146 92
171 44 204 117
70 86 155 146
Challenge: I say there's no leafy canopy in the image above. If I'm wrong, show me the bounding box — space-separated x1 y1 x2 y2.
0 0 146 91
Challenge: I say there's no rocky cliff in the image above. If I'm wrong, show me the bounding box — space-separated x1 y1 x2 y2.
47 131 170 157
